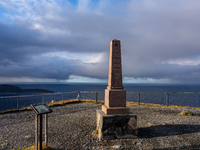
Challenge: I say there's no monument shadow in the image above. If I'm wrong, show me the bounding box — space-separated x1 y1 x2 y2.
138 124 200 138
154 144 200 150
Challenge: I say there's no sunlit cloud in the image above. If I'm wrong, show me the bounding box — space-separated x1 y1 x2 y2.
163 58 200 66
1 0 200 84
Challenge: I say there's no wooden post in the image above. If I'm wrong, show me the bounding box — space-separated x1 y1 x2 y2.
166 93 169 107
40 115 42 150
35 114 38 150
45 114 48 146
138 93 140 106
31 104 52 150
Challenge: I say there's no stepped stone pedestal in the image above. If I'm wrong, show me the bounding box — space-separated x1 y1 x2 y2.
96 39 138 140
102 88 129 115
96 110 138 140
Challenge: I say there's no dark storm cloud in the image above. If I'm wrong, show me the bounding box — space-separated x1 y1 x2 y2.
1 0 200 83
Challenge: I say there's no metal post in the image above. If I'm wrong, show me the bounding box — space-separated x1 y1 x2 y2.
45 114 48 146
17 97 19 110
138 93 140 106
62 93 64 104
40 115 43 150
199 93 200 107
96 92 98 104
42 95 44 103
78 91 80 101
166 93 169 107
35 114 38 150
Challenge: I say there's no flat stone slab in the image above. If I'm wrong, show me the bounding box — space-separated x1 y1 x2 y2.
102 105 129 115
96 110 138 140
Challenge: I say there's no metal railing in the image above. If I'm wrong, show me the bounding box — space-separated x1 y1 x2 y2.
126 92 200 107
0 91 200 112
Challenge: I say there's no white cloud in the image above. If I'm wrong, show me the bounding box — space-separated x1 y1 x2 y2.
123 77 170 84
77 0 90 12
68 75 106 83
1 0 200 83
163 58 200 66
42 52 104 64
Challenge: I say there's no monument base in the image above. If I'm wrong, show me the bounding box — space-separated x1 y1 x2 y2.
96 110 138 140
102 105 129 115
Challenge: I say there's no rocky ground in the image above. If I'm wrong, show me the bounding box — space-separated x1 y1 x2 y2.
0 102 200 150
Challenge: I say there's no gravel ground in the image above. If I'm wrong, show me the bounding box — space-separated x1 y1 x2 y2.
1 102 200 150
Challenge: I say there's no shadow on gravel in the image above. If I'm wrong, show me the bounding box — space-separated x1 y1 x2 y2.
154 144 200 150
138 124 200 138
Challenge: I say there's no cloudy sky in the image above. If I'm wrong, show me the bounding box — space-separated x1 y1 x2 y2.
0 0 200 84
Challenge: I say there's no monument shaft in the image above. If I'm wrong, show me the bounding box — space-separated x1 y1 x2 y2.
102 39 129 115
108 40 123 89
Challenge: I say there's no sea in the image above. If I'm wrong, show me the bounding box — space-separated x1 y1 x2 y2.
1 83 200 112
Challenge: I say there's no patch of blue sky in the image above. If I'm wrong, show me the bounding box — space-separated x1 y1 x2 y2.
0 4 29 23
0 6 12 23
68 0 78 5
68 0 100 6
94 0 130 16
89 0 100 5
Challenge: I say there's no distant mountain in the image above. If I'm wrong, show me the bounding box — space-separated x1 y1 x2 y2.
0 84 54 93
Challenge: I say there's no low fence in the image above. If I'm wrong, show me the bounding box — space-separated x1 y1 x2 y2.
0 91 200 112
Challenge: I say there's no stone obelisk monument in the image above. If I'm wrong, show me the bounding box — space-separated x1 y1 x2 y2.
96 39 137 140
102 39 129 115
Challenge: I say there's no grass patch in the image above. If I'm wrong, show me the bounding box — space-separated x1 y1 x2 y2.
142 104 160 107
16 144 54 150
0 107 31 114
93 129 98 135
0 98 197 114
126 102 138 106
81 99 104 105
177 111 194 116
0 99 104 114
168 105 189 109
127 102 165 108
127 102 192 109
47 99 80 107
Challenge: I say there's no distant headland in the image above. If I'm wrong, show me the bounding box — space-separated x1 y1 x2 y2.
0 84 54 93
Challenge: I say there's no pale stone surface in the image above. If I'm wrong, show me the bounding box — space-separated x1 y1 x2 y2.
108 39 123 89
96 110 138 140
102 105 129 115
102 39 129 115
104 89 126 107
128 117 137 130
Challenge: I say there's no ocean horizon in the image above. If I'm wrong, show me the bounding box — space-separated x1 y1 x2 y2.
1 83 200 112
15 83 200 93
